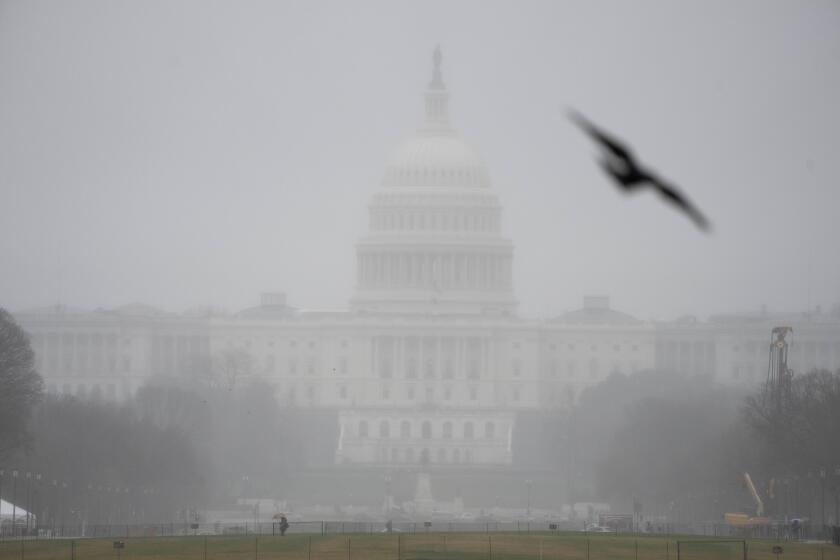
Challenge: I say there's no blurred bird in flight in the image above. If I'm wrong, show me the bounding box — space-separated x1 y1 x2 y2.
570 110 711 232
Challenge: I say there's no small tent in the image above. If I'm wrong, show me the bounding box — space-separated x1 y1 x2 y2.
0 498 32 524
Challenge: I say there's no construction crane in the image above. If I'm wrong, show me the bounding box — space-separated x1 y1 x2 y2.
725 327 794 529
724 473 771 528
764 326 794 415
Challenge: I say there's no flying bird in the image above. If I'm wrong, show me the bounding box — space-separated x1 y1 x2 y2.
569 110 710 232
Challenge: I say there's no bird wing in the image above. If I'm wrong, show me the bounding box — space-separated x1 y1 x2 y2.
651 177 711 231
569 110 637 165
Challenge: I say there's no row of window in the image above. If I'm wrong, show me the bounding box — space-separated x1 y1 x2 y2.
38 353 132 375
266 356 349 375
368 447 475 465
48 382 118 398
369 208 500 233
358 253 512 290
383 165 487 187
234 339 350 350
30 332 128 348
289 384 523 403
357 419 496 440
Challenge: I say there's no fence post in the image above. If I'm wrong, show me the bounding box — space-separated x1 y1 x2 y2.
308 535 312 560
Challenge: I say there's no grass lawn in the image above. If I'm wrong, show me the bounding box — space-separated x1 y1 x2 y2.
1 531 837 560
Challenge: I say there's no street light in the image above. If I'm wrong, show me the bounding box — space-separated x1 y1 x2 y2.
34 473 41 533
12 470 18 536
820 468 827 534
0 469 4 537
51 480 58 531
526 479 533 518
0 468 4 535
25 472 32 533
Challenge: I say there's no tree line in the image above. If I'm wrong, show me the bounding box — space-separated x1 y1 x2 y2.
0 309 334 529
564 367 840 527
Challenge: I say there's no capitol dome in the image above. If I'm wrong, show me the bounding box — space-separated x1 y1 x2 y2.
382 134 491 188
351 47 517 316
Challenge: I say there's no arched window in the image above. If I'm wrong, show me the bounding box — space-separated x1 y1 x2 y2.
422 420 432 439
379 420 390 438
464 421 474 439
442 421 453 439
400 420 411 438
359 420 369 438
420 448 430 464
485 421 495 439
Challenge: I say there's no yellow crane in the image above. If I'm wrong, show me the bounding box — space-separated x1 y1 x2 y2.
725 473 771 528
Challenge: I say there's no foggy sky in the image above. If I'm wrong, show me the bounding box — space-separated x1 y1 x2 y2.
1 0 838 320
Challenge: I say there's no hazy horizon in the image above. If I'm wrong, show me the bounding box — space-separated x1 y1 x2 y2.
2 0 839 321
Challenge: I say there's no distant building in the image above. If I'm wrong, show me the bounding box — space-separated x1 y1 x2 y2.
14 50 840 474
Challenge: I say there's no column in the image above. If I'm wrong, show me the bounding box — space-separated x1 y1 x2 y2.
371 336 378 377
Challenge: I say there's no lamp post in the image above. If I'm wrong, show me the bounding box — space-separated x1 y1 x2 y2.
384 473 393 516
12 470 18 536
0 469 4 537
242 475 250 534
86 483 93 531
25 471 32 533
12 469 18 537
34 473 41 533
51 480 58 532
834 467 840 528
526 479 533 518
821 468 827 534
61 482 68 534
0 468 4 535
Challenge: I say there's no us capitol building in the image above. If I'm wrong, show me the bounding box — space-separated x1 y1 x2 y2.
15 50 840 481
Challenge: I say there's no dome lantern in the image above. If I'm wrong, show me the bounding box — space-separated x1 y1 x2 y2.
424 46 450 128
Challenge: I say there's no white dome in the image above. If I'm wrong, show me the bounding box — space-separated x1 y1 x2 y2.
382 133 491 188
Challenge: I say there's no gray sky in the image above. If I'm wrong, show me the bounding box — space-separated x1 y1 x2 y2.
1 0 838 320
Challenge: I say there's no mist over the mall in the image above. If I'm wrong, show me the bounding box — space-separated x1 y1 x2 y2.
1 0 839 549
